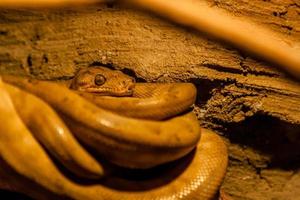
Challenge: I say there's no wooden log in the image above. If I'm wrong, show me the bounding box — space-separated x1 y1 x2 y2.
0 1 299 199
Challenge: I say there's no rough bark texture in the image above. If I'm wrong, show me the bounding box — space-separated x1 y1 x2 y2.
0 0 300 200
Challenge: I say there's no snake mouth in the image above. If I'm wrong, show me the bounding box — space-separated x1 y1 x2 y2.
112 89 134 97
83 89 134 97
73 79 136 97
81 85 135 97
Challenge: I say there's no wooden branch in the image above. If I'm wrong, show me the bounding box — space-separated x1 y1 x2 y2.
0 0 107 8
124 0 300 80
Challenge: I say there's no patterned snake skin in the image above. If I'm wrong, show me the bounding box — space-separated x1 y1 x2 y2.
0 67 228 200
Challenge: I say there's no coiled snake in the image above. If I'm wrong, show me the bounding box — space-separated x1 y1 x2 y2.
0 66 228 200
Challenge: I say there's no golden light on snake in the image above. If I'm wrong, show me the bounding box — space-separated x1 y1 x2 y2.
0 67 228 199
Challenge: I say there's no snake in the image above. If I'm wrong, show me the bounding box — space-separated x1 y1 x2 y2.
69 67 198 120
0 66 228 200
2 68 201 169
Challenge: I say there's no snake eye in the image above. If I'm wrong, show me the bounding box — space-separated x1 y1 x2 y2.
94 74 106 86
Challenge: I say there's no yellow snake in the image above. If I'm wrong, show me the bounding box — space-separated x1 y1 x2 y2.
0 66 228 200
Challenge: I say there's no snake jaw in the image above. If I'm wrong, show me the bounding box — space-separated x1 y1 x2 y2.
125 81 135 95
76 87 134 97
70 67 136 97
81 78 135 97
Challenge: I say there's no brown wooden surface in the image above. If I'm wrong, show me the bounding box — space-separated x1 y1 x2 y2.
0 1 300 200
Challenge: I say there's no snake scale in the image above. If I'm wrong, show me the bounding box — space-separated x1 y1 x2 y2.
0 66 228 200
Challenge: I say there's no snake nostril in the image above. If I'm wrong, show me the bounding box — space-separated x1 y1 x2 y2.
128 84 135 90
124 78 135 86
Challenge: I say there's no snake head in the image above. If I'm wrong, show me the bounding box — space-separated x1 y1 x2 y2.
70 67 135 96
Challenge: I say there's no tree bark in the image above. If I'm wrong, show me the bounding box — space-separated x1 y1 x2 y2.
0 0 299 199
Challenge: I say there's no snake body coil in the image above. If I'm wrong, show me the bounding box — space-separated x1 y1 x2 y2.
3 74 200 169
4 83 104 178
0 67 228 200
